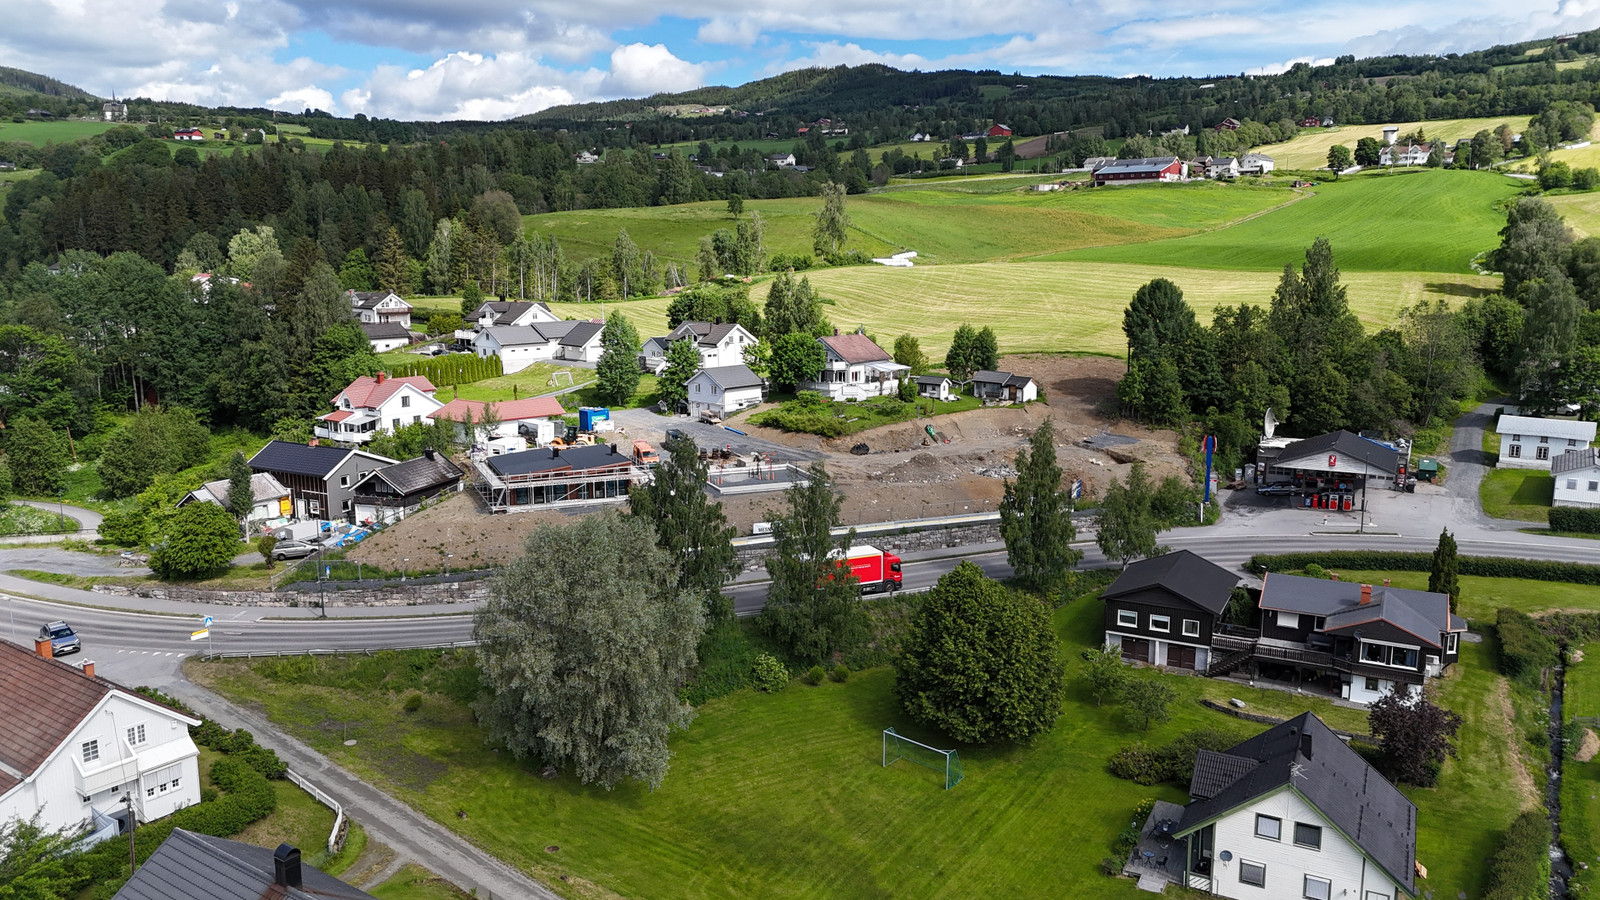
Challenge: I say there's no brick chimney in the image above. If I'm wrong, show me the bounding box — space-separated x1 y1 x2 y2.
81 660 95 679
1383 578 1391 587
1360 584 1373 605
34 637 52 659
376 371 387 384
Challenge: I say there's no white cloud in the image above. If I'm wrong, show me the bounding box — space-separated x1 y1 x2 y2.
602 43 710 96
763 42 934 76
267 86 336 113
1245 55 1338 77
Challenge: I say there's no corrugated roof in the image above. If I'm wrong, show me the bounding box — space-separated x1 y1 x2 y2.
486 444 631 477
1498 414 1597 443
820 334 891 365
695 365 765 390
1095 156 1180 175
1554 447 1600 475
249 442 396 479
112 829 375 900
1102 550 1240 616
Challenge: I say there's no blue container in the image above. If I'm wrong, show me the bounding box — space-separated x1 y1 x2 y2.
578 407 611 432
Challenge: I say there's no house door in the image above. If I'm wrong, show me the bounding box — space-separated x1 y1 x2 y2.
1169 646 1197 670
1121 638 1150 663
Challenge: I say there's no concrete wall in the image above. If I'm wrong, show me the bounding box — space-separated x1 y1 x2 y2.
733 521 1001 573
91 579 490 608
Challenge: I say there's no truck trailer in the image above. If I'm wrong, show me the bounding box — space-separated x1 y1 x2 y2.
835 545 903 593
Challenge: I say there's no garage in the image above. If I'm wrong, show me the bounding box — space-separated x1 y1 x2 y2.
1168 645 1197 670
1121 638 1151 663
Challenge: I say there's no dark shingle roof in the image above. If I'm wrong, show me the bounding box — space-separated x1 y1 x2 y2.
1176 713 1416 895
696 365 764 390
1275 430 1400 473
248 442 395 479
359 322 410 340
558 321 604 347
667 321 744 347
348 291 407 310
357 453 463 497
112 829 375 900
486 443 632 477
913 376 950 386
972 370 1035 388
1188 749 1259 800
1102 550 1240 616
1260 572 1457 649
1554 447 1599 475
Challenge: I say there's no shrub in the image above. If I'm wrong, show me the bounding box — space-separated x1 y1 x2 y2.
1550 506 1600 535
1250 551 1600 587
802 665 825 685
403 692 423 713
751 653 789 693
1497 607 1558 684
1108 729 1243 785
829 663 851 683
1481 810 1553 900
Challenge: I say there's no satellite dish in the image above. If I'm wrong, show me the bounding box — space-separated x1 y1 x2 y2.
1219 850 1233 862
1263 408 1279 440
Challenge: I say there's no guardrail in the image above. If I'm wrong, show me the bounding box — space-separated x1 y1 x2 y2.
285 770 345 855
200 641 479 661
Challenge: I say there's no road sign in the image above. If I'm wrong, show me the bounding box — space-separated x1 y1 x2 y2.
189 629 209 641
201 615 213 627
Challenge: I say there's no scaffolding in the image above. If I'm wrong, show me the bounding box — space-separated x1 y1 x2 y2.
473 457 652 512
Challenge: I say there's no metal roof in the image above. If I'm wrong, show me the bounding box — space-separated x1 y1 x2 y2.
1258 572 1458 648
1274 430 1400 473
1094 156 1180 175
1554 447 1600 475
486 443 632 477
248 441 396 479
359 322 411 340
694 364 765 390
112 829 375 900
558 321 604 347
1499 414 1597 443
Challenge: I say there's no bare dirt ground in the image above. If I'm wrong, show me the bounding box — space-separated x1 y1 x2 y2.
347 355 1188 570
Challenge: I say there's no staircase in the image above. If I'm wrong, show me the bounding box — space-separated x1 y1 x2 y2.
1206 646 1255 678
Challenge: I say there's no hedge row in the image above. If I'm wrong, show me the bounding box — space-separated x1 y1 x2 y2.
1108 729 1244 786
1250 551 1600 587
1480 810 1552 900
1496 608 1559 685
1550 506 1600 535
388 352 504 386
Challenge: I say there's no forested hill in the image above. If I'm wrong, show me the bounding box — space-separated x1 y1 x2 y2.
0 66 96 100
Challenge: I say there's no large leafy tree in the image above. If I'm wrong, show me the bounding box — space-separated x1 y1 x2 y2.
945 323 979 382
1492 198 1573 298
894 561 1065 744
761 461 868 664
5 415 69 497
0 814 76 900
655 338 702 413
1368 690 1462 787
767 332 825 391
628 433 739 622
594 312 643 406
473 512 702 790
150 501 239 580
999 420 1081 594
1096 460 1162 567
0 324 88 432
96 405 212 499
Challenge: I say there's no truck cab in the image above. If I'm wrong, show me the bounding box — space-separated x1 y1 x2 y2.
633 440 659 466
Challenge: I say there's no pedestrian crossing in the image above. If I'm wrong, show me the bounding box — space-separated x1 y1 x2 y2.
110 649 187 657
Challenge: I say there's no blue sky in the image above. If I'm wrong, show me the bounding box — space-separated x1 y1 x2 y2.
5 0 1600 120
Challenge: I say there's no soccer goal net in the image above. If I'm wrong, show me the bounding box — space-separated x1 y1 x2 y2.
882 727 963 789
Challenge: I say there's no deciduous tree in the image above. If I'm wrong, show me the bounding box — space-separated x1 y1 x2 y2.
4 415 69 497
0 814 76 900
96 405 212 499
655 338 702 413
1096 460 1163 567
895 561 1065 743
473 512 703 790
1000 420 1081 594
1080 645 1129 707
1326 143 1353 174
1120 677 1177 730
150 501 239 581
767 332 825 390
628 433 739 623
811 181 849 256
761 461 868 663
1368 690 1462 786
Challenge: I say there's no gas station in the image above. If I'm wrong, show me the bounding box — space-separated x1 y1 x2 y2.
1257 430 1410 512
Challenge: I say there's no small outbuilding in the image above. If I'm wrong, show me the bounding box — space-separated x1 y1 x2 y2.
351 449 464 526
687 364 766 420
970 370 1038 403
913 376 952 401
1554 448 1600 508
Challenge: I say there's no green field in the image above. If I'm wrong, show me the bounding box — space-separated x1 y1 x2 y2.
1062 169 1524 273
1254 116 1535 170
1276 570 1600 623
1548 189 1600 237
0 118 122 145
1564 643 1600 897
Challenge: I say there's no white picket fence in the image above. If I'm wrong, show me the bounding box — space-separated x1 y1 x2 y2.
286 769 345 855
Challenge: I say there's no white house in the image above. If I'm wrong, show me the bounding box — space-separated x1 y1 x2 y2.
641 322 759 373
768 153 796 168
912 376 952 401
1239 152 1275 175
970 370 1038 403
687 365 766 420
1173 713 1416 900
360 322 412 353
801 334 908 401
315 372 442 443
466 300 560 330
0 641 201 838
348 291 413 329
178 473 293 527
1497 414 1597 469
1206 157 1240 180
1554 448 1600 508
557 321 606 362
475 323 574 373
429 397 567 447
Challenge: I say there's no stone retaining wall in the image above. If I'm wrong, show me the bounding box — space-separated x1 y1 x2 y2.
734 522 1002 571
90 580 488 608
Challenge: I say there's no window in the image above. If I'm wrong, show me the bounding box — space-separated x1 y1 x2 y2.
1571 439 1581 447
1537 446 1550 461
158 781 169 793
340 475 351 487
1183 619 1201 638
172 776 181 789
1149 614 1170 633
1365 893 1391 900
1254 814 1281 840
401 395 410 408
1540 435 1550 444
1509 444 1522 458
412 415 421 424
1303 875 1332 900
1590 481 1599 492
127 724 145 746
1571 479 1581 490
309 499 321 515
146 787 155 798
1512 434 1522 442
82 740 99 763
1447 632 1459 653
392 418 401 430
1117 609 1138 628
1362 642 1385 663
1364 676 1380 692
1239 860 1267 887
1293 822 1322 849
1278 611 1300 629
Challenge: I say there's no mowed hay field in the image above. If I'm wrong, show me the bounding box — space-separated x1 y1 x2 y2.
0 118 122 145
1254 115 1534 169
1063 169 1522 273
1548 190 1600 237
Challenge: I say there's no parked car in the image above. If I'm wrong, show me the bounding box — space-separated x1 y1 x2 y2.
39 620 80 655
664 428 692 446
271 539 322 561
1256 483 1295 496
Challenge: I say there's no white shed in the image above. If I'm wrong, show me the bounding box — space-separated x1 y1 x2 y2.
1554 448 1600 508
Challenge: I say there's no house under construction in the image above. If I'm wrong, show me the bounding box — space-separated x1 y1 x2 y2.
474 443 651 512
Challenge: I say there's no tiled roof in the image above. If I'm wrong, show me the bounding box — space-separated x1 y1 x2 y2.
429 397 566 424
1188 749 1259 799
358 453 463 497
338 374 436 410
1102 550 1240 616
112 829 375 900
667 321 744 347
1554 447 1600 475
1177 713 1416 894
820 334 891 365
321 410 353 422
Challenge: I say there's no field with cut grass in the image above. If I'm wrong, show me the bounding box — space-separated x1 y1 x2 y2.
1563 641 1600 898
1253 116 1534 170
1063 169 1523 273
1547 189 1600 237
0 118 122 145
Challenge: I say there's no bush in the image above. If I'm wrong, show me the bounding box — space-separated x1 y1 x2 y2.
751 653 789 693
1497 607 1559 684
403 692 423 713
829 663 851 683
802 665 825 685
1481 810 1553 900
1550 506 1600 534
1108 729 1243 785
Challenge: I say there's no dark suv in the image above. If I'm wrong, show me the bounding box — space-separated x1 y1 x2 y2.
40 621 80 655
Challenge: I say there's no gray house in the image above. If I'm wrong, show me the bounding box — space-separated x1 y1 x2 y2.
247 441 397 522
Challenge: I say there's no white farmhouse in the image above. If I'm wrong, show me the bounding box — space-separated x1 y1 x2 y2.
1239 152 1275 175
656 322 759 371
475 323 576 374
315 372 442 443
1496 414 1597 469
0 641 201 839
801 334 908 401
1554 448 1600 508
687 365 766 420
347 291 413 329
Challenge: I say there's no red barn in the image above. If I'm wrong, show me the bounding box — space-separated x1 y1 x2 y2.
988 124 1013 137
1213 117 1241 131
1092 156 1185 186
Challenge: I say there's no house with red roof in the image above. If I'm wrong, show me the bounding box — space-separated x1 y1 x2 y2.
172 128 204 141
314 372 443 444
429 396 568 448
801 332 909 401
0 640 201 839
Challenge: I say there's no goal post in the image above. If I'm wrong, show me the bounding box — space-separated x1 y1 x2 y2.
882 727 963 790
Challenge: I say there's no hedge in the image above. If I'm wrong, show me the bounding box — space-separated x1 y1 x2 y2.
1496 607 1559 685
1480 809 1552 900
1550 506 1600 535
1108 729 1245 786
1250 551 1600 588
388 352 503 387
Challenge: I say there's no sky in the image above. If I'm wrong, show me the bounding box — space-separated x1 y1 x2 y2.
6 0 1600 121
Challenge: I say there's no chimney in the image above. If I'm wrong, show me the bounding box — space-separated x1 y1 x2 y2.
1330 573 1339 581
424 447 435 460
1360 584 1372 605
833 326 840 336
610 443 618 455
273 844 302 888
34 637 52 659
376 371 387 384
1300 730 1313 759
552 446 561 458
1383 578 1391 587
81 660 95 679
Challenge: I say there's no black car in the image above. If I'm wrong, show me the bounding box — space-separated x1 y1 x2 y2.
664 428 692 446
40 620 80 655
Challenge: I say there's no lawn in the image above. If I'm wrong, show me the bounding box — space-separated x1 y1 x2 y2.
370 863 472 899
747 394 984 437
1545 187 1600 239
1481 468 1554 523
1282 570 1600 624
195 747 363 875
1563 641 1600 893
187 586 1530 900
1251 116 1534 170
452 362 597 403
1061 169 1524 274
0 118 122 145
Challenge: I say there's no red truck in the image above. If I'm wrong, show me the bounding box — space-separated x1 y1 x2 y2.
833 545 903 593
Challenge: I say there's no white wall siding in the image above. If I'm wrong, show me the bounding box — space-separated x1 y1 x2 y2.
1555 467 1600 508
1208 788 1403 900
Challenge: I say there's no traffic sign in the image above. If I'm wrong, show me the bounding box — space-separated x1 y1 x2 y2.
189 629 209 641
202 615 213 627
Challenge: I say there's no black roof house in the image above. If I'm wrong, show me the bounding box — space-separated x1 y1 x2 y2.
1176 713 1417 895
113 829 374 900
485 443 633 478
1276 430 1400 473
353 450 463 499
248 441 394 478
1102 550 1240 617
1261 572 1465 650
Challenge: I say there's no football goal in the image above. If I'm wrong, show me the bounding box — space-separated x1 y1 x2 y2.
882 727 963 790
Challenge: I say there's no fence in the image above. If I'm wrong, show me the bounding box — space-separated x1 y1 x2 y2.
285 770 345 855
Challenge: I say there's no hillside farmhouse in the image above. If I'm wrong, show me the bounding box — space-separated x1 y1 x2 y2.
1496 414 1596 469
801 334 908 401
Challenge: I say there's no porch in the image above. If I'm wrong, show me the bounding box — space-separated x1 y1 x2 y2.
1122 800 1188 892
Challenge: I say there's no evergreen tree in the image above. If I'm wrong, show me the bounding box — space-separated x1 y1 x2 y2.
892 334 928 374
595 312 642 406
655 338 702 413
761 461 868 664
628 433 739 623
1428 527 1461 613
374 227 409 294
999 420 1081 594
337 248 376 291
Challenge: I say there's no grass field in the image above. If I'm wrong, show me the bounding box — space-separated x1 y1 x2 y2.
189 584 1540 900
1482 469 1555 522
1062 169 1524 273
370 863 472 899
1280 570 1600 623
0 118 122 145
1253 116 1535 170
452 362 597 403
1547 190 1600 238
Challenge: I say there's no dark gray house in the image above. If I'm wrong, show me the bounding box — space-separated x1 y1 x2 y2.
1102 550 1241 672
352 449 464 525
113 828 374 900
248 441 397 522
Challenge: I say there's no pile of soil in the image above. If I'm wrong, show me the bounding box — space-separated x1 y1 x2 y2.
1576 728 1599 763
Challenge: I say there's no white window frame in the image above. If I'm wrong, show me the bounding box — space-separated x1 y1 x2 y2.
1537 446 1550 461
1254 814 1281 840
1364 676 1380 692
340 475 351 487
1149 614 1171 633
401 395 410 408
1365 892 1391 900
1278 611 1300 629
1117 609 1138 628
1240 859 1267 887
1182 619 1201 638
127 723 146 746
1293 822 1322 850
1446 632 1459 653
82 740 100 763
1303 874 1332 900
1508 444 1522 458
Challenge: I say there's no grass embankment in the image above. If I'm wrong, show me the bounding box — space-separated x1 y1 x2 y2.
1563 641 1600 887
190 585 1535 900
451 363 598 403
195 746 365 875
748 394 983 437
370 863 472 899
1252 116 1535 170
1063 169 1523 273
0 504 77 536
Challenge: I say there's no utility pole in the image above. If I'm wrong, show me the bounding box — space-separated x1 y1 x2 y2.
123 792 136 875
